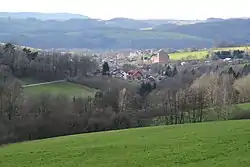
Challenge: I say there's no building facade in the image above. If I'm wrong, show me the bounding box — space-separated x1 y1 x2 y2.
151 49 169 64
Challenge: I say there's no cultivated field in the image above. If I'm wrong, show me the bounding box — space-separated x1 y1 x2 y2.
170 46 250 60
23 82 95 98
1 120 250 167
169 50 208 60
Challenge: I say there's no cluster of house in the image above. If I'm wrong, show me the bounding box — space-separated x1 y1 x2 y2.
109 68 157 87
110 69 143 80
97 49 171 82
94 49 170 68
134 49 170 64
213 49 249 59
89 49 173 85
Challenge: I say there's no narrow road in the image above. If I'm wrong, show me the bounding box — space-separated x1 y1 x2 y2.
22 80 66 88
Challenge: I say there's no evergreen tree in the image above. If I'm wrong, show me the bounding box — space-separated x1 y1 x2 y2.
139 81 152 96
172 66 178 77
102 62 110 75
191 68 196 75
228 67 234 75
164 65 172 77
23 48 38 62
228 67 237 79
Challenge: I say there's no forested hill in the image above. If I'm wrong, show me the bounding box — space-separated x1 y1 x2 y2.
0 12 89 20
0 13 250 49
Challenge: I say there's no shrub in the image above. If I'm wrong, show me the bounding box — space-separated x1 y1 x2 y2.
112 113 132 130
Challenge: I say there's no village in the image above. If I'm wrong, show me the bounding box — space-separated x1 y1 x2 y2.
90 48 250 87
92 49 171 84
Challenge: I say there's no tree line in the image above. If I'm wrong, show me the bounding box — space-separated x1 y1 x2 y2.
1 43 250 145
0 43 97 81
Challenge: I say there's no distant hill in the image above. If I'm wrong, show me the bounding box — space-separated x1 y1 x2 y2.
103 18 201 29
206 18 225 22
153 23 179 30
164 19 250 44
0 16 250 49
143 19 205 26
0 12 88 20
105 18 153 29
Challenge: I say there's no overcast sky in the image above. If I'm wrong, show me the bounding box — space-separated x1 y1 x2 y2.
1 0 250 20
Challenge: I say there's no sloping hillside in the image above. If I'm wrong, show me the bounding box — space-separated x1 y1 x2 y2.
1 120 250 167
0 18 211 49
105 18 153 29
0 12 88 20
0 16 250 49
164 19 250 44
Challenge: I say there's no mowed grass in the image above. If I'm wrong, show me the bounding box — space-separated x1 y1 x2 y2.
236 103 250 110
170 46 250 60
169 50 209 60
1 120 250 167
23 82 95 98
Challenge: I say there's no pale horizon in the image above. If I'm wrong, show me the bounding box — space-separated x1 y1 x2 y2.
1 0 250 20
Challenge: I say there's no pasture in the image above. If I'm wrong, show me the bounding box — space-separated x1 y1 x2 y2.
169 50 208 60
170 46 250 60
1 120 250 167
23 82 95 98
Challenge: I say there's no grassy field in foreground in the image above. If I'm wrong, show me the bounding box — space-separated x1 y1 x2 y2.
23 82 95 98
170 46 250 60
1 120 250 167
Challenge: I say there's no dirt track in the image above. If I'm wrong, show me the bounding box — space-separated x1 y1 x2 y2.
21 80 66 88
